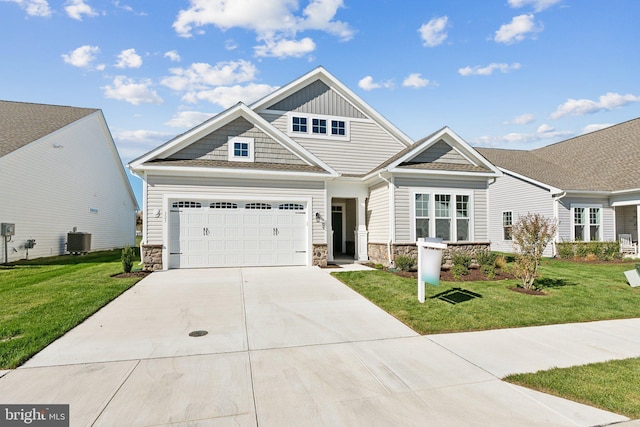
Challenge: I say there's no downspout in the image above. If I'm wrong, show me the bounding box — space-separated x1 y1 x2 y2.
552 191 567 256
378 173 395 266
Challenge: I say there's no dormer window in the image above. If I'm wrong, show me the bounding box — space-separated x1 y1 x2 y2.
288 113 349 141
228 136 254 162
312 118 327 134
292 116 307 133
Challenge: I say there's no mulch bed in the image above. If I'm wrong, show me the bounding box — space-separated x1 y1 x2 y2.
508 286 546 296
111 270 152 279
391 267 514 282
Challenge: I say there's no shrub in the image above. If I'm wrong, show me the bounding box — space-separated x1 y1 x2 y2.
451 264 469 280
494 255 507 269
395 254 416 272
557 241 622 261
557 242 575 259
451 251 472 269
121 245 135 273
475 250 497 267
481 264 496 279
374 263 384 270
512 213 557 290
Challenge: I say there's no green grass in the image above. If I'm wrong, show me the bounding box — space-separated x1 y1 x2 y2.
332 258 640 334
505 358 640 419
0 249 144 369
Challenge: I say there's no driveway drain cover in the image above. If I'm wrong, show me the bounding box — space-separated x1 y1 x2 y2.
189 330 208 337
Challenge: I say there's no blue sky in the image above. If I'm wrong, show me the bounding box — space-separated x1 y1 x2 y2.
2 0 639 205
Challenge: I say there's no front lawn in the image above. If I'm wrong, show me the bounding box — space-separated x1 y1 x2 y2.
332 258 640 334
0 250 144 369
505 357 640 419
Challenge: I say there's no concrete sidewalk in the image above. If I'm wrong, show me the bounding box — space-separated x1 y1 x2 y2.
0 266 637 426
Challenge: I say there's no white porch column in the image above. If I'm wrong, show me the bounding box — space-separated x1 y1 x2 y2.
356 195 368 261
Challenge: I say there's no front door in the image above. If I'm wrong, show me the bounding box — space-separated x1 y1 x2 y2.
332 205 344 254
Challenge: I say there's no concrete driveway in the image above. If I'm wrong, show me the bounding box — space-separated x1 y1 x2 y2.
0 266 634 426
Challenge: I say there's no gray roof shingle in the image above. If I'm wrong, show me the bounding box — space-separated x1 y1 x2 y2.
0 100 97 158
477 117 640 192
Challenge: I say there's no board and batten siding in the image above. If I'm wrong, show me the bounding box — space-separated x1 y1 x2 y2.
145 175 326 245
0 113 136 262
557 196 615 242
169 117 305 165
268 81 366 119
486 173 555 254
366 182 390 243
393 177 488 243
263 114 405 176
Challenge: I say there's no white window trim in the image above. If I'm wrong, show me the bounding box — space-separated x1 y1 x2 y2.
571 203 602 241
502 211 513 241
410 188 474 242
228 136 254 162
286 112 350 141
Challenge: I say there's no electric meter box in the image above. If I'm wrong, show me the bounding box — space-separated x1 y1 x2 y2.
1 223 15 236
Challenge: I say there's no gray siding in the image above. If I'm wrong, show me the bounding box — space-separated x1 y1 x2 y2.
367 182 389 243
616 205 638 242
145 175 326 245
558 196 615 241
393 177 488 243
265 114 405 175
412 140 470 165
169 117 305 165
487 173 554 254
269 80 366 119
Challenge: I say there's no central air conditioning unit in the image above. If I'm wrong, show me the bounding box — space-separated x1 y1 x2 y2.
67 229 91 254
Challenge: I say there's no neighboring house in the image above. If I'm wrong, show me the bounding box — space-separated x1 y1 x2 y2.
478 117 640 256
129 67 501 270
0 101 138 263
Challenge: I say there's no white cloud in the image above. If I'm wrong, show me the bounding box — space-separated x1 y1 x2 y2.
65 0 97 20
505 113 535 125
61 45 100 68
225 39 238 50
115 48 142 69
358 76 380 91
254 36 316 58
536 123 555 134
182 83 277 108
458 62 521 76
402 73 430 89
494 14 542 44
1 0 51 16
172 0 353 42
112 129 175 161
581 123 613 135
508 0 561 12
550 92 640 119
472 126 573 147
165 111 214 128
102 76 163 105
161 60 258 92
418 16 448 47
358 75 393 91
164 50 181 62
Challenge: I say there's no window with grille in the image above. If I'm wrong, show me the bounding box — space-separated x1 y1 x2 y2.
245 203 272 210
172 201 202 208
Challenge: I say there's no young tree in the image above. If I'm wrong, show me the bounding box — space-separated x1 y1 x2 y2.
512 213 557 290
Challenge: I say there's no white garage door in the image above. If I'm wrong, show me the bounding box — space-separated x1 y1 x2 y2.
168 200 308 269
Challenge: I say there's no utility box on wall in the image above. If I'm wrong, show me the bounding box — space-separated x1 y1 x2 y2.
1 223 15 236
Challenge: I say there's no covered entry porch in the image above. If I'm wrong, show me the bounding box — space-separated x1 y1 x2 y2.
614 200 640 256
326 182 369 263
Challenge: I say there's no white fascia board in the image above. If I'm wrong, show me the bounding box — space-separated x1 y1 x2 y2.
250 66 414 148
612 187 640 195
499 167 563 195
137 165 332 181
564 189 613 196
387 168 501 179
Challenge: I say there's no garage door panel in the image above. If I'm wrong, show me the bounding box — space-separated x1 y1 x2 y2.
169 199 308 268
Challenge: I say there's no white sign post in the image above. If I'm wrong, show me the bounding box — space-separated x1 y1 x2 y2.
417 238 447 303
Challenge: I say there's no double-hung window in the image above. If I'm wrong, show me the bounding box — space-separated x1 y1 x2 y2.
414 191 472 242
573 205 601 241
503 211 513 240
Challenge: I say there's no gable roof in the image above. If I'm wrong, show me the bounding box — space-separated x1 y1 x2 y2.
0 100 97 157
251 66 415 148
477 117 640 192
129 102 338 177
367 126 501 179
